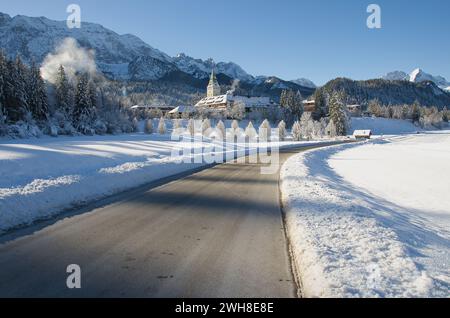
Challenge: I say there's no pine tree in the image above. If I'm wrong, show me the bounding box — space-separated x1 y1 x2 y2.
292 121 301 141
245 121 257 140
55 65 72 119
442 107 448 123
0 51 6 121
73 73 94 131
28 62 49 121
278 120 286 141
411 100 421 123
158 117 166 135
4 56 29 122
216 120 225 139
145 119 153 134
259 119 272 141
328 91 348 136
201 118 211 136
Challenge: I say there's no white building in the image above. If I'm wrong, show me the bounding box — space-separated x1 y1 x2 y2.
195 70 278 117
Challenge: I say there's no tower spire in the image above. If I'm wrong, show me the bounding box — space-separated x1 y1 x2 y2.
207 64 221 97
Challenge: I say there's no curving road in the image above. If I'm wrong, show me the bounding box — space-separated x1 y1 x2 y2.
0 143 340 298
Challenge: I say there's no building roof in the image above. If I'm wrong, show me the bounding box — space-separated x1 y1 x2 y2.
195 94 229 107
130 105 175 110
353 130 372 136
195 94 274 108
169 105 195 114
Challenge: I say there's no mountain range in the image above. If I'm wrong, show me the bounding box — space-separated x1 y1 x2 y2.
383 68 450 92
0 12 315 99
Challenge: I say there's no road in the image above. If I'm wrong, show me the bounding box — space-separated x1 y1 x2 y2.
0 143 338 298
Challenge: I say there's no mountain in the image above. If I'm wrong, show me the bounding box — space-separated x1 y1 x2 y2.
0 12 314 100
173 53 255 82
290 78 317 89
383 68 450 92
382 71 409 81
318 77 450 110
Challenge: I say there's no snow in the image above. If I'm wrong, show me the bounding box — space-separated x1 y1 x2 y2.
0 126 324 233
281 132 450 297
350 117 421 135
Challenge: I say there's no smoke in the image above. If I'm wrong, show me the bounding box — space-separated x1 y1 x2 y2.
228 79 240 94
40 37 97 84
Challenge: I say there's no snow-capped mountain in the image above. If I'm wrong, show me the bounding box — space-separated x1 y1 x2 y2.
0 12 175 80
383 68 450 92
382 71 409 81
0 12 316 90
290 78 317 89
173 53 255 82
409 68 450 91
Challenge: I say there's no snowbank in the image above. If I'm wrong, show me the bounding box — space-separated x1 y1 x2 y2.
350 117 421 135
281 133 449 298
0 132 321 233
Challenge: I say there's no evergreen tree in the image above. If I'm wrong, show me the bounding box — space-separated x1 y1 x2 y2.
28 62 49 121
411 100 421 123
0 51 6 121
55 65 72 119
3 57 29 122
73 73 94 131
442 107 448 123
278 120 286 141
328 91 348 136
158 117 166 135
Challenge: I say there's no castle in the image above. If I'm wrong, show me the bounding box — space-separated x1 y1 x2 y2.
195 70 278 118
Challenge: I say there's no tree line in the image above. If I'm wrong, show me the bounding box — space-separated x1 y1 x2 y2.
0 52 135 137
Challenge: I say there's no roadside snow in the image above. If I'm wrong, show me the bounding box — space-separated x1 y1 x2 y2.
281 133 450 298
0 132 322 233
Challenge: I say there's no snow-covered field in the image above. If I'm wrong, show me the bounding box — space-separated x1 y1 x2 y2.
0 128 323 234
350 117 422 135
281 132 450 297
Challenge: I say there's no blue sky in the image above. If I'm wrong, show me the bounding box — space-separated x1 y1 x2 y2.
1 0 449 85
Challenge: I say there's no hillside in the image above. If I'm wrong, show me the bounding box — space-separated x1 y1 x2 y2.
317 78 450 110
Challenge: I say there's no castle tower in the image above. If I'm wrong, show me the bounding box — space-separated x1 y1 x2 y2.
207 69 221 97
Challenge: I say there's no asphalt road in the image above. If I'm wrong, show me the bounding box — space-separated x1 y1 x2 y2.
0 143 339 298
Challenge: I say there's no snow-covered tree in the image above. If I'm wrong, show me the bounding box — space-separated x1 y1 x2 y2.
259 119 272 141
245 121 257 140
73 73 95 131
228 101 245 120
292 121 301 141
216 120 225 139
278 120 286 141
326 119 337 138
145 119 153 134
187 118 195 137
231 119 240 136
132 117 139 132
55 65 72 120
328 91 348 136
280 90 304 124
0 51 6 122
158 117 166 135
4 56 29 122
201 118 211 136
27 62 49 121
172 118 182 134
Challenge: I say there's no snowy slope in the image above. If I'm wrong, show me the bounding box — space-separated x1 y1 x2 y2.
281 134 450 297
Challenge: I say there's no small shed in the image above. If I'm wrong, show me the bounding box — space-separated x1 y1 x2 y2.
353 130 372 140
